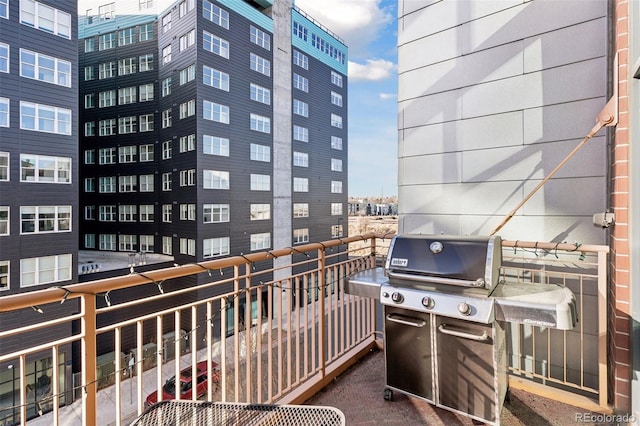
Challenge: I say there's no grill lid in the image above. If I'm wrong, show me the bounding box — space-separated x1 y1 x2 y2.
385 235 502 291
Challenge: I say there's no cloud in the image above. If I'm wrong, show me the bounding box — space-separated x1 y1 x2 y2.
348 59 395 81
379 93 396 100
294 0 393 57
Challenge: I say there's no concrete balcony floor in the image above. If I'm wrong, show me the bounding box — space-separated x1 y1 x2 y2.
307 348 601 426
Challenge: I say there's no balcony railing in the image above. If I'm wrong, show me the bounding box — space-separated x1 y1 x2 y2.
0 235 608 425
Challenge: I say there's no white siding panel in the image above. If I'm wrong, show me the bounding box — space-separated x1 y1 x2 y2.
461 111 524 151
399 89 463 127
400 122 459 157
401 152 462 185
398 27 462 71
522 176 606 216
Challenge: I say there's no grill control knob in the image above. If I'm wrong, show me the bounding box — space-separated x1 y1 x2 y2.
421 296 435 309
457 302 471 316
391 292 404 304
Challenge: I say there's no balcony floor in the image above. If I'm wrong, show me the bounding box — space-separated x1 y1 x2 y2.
306 348 595 426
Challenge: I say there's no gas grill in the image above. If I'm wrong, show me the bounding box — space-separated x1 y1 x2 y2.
346 234 578 426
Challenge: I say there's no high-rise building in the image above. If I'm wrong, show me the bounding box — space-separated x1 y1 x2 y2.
0 0 79 419
77 0 348 275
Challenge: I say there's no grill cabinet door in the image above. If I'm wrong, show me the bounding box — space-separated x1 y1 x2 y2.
384 306 433 401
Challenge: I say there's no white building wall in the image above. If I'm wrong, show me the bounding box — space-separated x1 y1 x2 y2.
397 0 609 244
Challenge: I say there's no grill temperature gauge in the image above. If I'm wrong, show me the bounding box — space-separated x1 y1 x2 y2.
458 302 471 316
391 292 404 304
422 296 435 309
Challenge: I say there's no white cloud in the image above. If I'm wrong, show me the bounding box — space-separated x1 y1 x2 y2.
294 0 393 57
379 93 396 100
348 59 395 81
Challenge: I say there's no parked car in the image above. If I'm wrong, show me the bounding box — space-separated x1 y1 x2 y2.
144 360 220 408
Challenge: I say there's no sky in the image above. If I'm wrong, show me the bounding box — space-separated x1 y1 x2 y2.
295 0 399 198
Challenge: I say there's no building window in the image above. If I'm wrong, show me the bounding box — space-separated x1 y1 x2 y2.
331 136 343 150
139 114 154 131
84 205 95 220
139 23 153 41
84 66 94 81
203 66 229 91
179 204 196 221
99 119 116 136
293 99 308 117
331 224 344 238
293 50 308 69
84 150 95 165
250 233 270 251
98 32 115 50
0 151 8 180
179 29 195 51
20 102 71 135
99 148 116 165
293 177 308 192
118 86 136 105
84 38 95 52
84 121 96 136
118 145 137 163
162 45 172 64
179 64 195 85
250 25 271 50
331 158 343 171
293 74 308 92
140 205 154 222
203 170 229 189
203 1 229 29
331 91 343 107
293 203 309 218
250 204 270 221
84 234 95 249
161 12 171 33
250 144 270 162
203 204 229 223
162 140 172 159
99 205 116 221
139 83 154 101
119 234 137 251
118 116 137 134
179 134 196 152
331 180 343 193
0 207 9 235
84 94 95 109
162 77 172 96
161 109 172 128
118 57 137 75
118 205 137 222
179 169 196 186
250 113 270 133
293 228 309 244
139 174 154 192
331 113 343 128
179 0 195 17
293 21 308 42
139 235 154 252
203 100 229 124
84 177 95 192
203 31 229 58
118 27 136 46
203 135 229 156
250 53 270 76
331 203 343 215
20 1 72 39
98 61 115 79
203 237 230 258
98 177 116 193
250 83 270 104
20 254 72 287
293 125 308 142
250 174 270 191
99 234 116 250
331 71 343 87
0 97 9 127
0 261 8 291
140 144 154 161
162 236 172 255
119 175 137 193
20 206 71 234
162 172 172 191
179 99 196 119
98 2 115 22
20 49 72 87
293 151 308 167
0 42 7 73
99 90 116 108
180 238 196 256
139 53 154 71
0 0 7 19
20 154 71 183
162 205 172 222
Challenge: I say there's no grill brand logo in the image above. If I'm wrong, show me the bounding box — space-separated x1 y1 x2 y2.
390 258 408 267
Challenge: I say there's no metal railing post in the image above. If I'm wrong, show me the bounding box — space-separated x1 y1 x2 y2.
597 250 608 408
82 294 98 425
318 246 326 377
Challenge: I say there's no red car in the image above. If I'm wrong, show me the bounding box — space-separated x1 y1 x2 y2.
144 360 220 408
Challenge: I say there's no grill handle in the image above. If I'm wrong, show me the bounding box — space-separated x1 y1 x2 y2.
438 324 489 341
386 314 426 328
387 271 485 288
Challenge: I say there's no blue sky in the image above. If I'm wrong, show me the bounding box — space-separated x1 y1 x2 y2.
295 0 399 198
